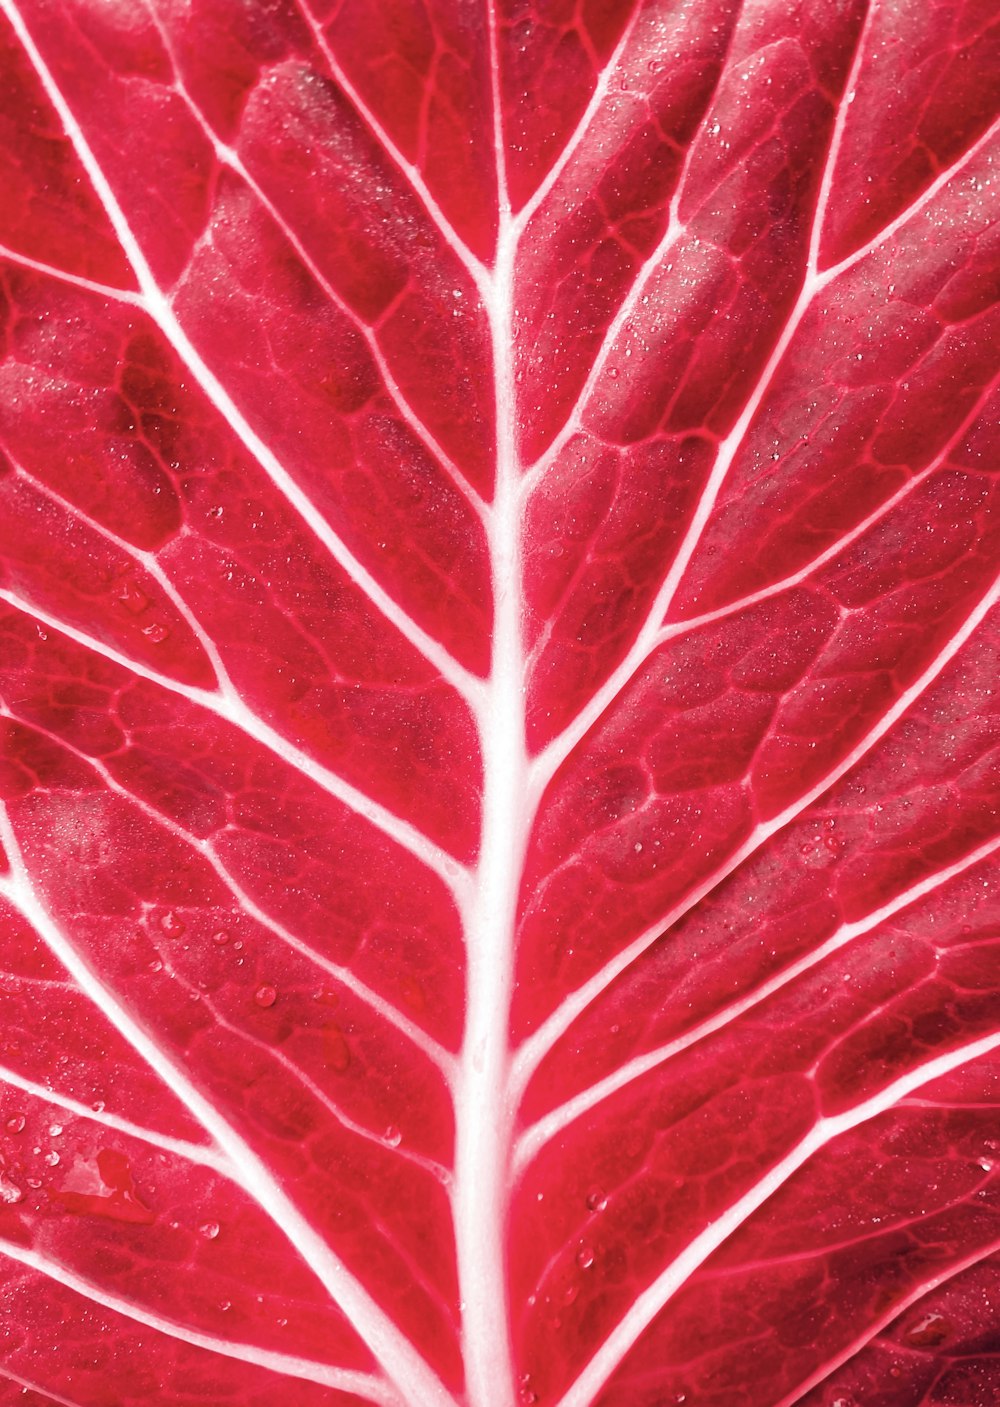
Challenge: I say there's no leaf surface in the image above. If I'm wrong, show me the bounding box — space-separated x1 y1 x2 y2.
0 2 999 1406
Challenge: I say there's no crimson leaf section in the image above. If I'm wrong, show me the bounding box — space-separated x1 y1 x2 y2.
0 2 999 1407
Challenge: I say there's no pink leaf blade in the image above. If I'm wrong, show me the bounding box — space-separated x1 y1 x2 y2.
2 0 1000 1403
0 1249 391 1406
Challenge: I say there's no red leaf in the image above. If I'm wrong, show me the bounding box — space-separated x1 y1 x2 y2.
0 2 998 1406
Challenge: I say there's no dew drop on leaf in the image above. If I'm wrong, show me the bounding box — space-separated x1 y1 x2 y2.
199 1221 220 1240
114 582 148 615
0 1176 23 1205
905 1311 949 1346
5 1114 25 1134
254 983 278 1008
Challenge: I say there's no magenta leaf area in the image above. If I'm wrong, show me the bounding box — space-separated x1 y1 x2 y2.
0 1 999 1405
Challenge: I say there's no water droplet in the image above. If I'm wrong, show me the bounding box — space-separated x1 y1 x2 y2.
0 1176 23 1205
905 1311 949 1346
160 911 185 937
518 1376 538 1405
576 1244 595 1270
5 1114 25 1134
114 582 149 615
48 1124 63 1137
254 983 278 1009
147 959 163 973
199 1221 220 1240
382 1126 402 1148
91 1101 105 1114
276 1317 287 1328
141 622 170 643
218 1300 231 1311
585 1188 607 1212
980 1157 994 1172
211 929 230 945
44 1151 60 1167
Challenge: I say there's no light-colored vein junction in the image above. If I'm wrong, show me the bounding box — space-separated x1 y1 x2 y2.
1 3 999 1407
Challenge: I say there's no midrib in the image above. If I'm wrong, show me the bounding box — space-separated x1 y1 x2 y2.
451 209 529 1407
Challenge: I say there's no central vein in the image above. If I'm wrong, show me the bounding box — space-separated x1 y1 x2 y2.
451 207 527 1407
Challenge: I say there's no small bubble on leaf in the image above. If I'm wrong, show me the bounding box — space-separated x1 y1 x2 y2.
5 1114 25 1134
199 1221 220 1240
254 984 278 1008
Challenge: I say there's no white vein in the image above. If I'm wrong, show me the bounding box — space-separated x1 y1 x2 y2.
445 18 525 1405
514 827 1000 1172
5 695 456 1078
0 240 143 304
0 1060 230 1175
192 996 450 1183
527 11 1000 794
140 0 488 524
0 1239 401 1406
554 1028 1000 1407
514 568 1000 1093
0 809 457 1407
0 584 466 897
512 7 644 234
0 1365 85 1407
0 0 477 707
775 1233 1000 1407
293 0 491 294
